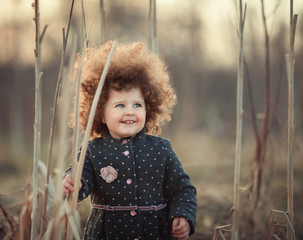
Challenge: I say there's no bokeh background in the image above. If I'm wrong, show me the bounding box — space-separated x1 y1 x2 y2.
0 0 303 239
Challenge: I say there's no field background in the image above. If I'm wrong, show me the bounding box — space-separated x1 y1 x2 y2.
0 1 303 239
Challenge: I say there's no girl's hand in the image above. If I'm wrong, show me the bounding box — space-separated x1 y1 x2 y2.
172 217 190 240
63 174 82 195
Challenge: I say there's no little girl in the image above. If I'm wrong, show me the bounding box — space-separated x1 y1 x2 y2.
63 41 197 240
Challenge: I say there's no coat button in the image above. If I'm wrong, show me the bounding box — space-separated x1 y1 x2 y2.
123 150 129 156
130 210 137 216
122 139 127 144
126 179 132 184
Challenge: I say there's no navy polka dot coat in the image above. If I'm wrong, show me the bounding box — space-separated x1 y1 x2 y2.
71 128 197 240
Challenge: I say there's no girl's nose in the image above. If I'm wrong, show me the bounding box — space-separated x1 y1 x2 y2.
125 106 135 115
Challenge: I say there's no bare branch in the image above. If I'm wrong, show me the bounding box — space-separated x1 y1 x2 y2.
68 42 117 239
39 25 48 43
31 0 42 239
99 0 105 45
232 1 246 239
287 0 298 236
41 0 76 235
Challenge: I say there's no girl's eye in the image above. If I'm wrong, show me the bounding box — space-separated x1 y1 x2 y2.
133 103 142 108
115 104 124 108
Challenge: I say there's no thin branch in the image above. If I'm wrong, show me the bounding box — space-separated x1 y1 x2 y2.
64 0 75 51
148 0 153 50
81 0 88 44
31 0 42 239
152 0 158 55
244 58 260 146
39 25 48 43
260 0 270 152
66 43 85 240
99 0 105 45
66 3 97 239
68 42 117 239
51 49 77 240
62 28 66 49
232 1 246 240
286 0 298 235
269 210 296 240
249 0 271 208
41 0 75 235
70 42 116 205
148 0 158 54
64 202 81 240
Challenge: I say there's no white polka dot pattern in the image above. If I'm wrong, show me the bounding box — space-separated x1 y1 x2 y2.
66 129 197 239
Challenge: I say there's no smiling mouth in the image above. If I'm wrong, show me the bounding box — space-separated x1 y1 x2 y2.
121 120 136 124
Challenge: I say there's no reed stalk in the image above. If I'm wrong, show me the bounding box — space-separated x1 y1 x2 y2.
286 0 298 238
250 0 271 208
65 2 98 238
68 14 96 212
244 59 261 151
81 0 88 46
70 42 116 206
41 1 75 236
99 0 105 45
148 0 152 50
66 9 96 239
66 43 85 240
232 1 246 240
152 0 158 55
67 42 117 239
148 0 158 55
31 0 42 239
50 54 77 240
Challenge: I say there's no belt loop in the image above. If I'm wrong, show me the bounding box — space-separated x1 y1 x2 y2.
106 206 115 211
151 205 157 210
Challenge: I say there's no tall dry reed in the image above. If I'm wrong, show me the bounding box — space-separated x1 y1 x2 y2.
286 0 298 239
31 0 42 239
231 1 246 240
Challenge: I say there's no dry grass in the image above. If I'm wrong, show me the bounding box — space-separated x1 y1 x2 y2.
0 132 303 239
0 1 302 238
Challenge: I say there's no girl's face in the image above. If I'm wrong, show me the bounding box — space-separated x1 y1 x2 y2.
102 88 146 139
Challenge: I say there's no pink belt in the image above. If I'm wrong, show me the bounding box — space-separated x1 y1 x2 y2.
92 203 167 211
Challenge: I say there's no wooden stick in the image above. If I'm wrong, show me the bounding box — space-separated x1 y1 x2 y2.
148 0 153 50
152 0 158 55
65 43 85 240
260 0 270 163
68 2 96 211
81 0 88 45
66 7 97 240
244 58 261 149
52 63 75 240
249 0 271 209
31 0 42 239
99 0 105 45
287 0 298 237
41 0 75 235
148 0 158 55
68 42 117 238
232 1 246 240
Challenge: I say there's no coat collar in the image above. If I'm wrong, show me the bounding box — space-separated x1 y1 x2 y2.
101 127 146 145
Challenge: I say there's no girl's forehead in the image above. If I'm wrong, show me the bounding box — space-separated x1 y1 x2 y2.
108 87 144 100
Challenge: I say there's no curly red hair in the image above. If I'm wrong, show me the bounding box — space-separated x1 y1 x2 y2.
72 41 176 138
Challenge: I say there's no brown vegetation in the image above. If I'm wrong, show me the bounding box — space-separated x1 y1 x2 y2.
0 1 302 240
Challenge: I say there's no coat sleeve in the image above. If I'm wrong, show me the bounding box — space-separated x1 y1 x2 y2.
64 143 95 201
162 139 197 236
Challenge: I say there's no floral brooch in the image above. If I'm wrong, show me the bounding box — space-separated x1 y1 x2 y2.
100 166 118 183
